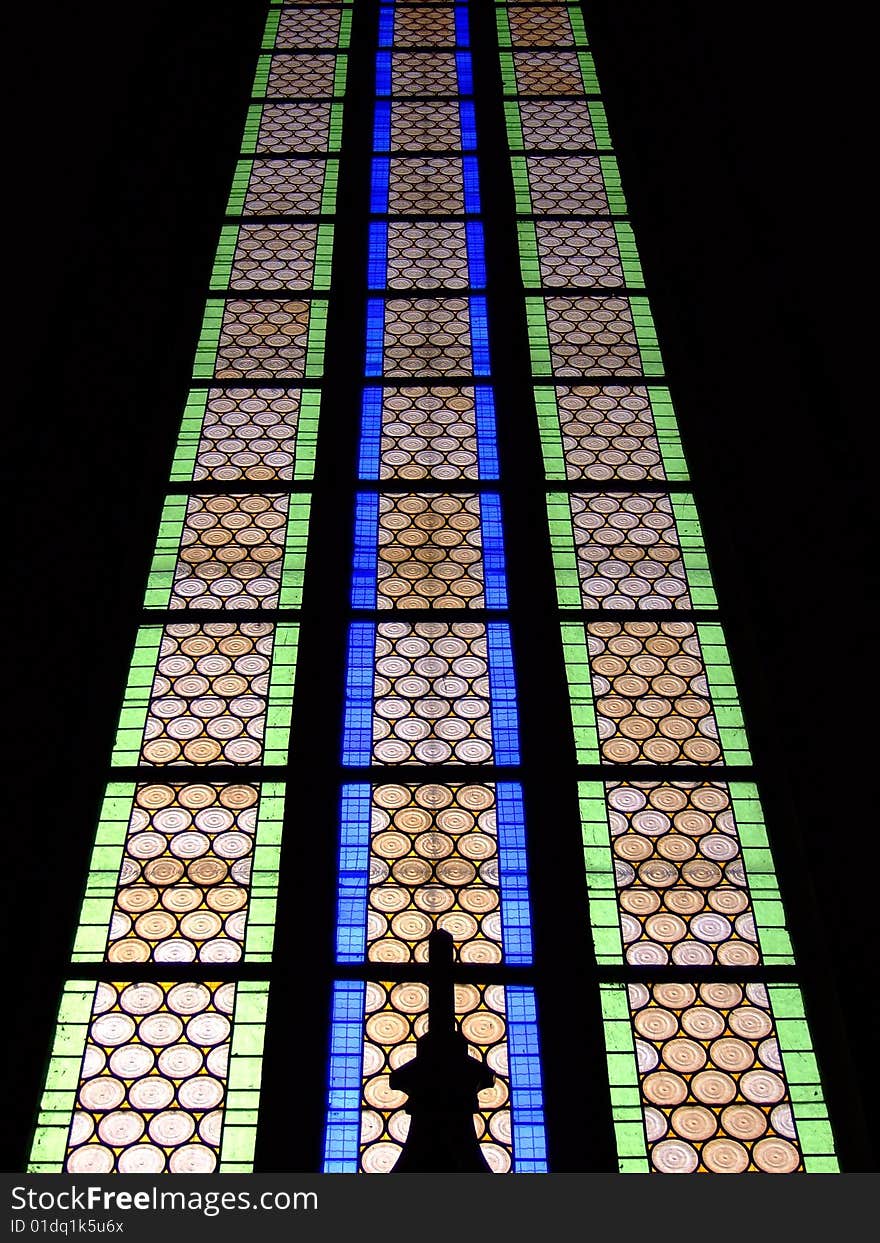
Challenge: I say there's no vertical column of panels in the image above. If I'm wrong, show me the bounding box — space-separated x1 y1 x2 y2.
325 0 546 1173
495 0 837 1173
28 2 348 1172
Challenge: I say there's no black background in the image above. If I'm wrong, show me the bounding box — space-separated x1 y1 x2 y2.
2 0 876 1171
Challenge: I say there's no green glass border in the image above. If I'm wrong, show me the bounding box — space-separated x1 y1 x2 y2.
534 386 565 479
579 778 796 968
278 494 313 608
142 496 188 609
729 783 795 964
598 983 651 1172
767 984 839 1172
264 624 300 764
578 780 623 964
110 627 164 766
560 622 599 763
70 784 136 962
27 982 94 1173
70 782 287 966
630 296 665 376
209 224 240 291
668 493 717 608
695 622 752 765
516 219 540 287
503 99 525 150
219 982 271 1173
245 785 286 962
545 493 580 607
524 296 552 375
306 299 330 375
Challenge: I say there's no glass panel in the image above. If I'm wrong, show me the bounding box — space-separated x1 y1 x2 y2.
392 8 458 47
275 7 344 47
588 620 726 766
388 100 469 152
342 621 520 766
374 492 493 609
512 50 584 94
539 384 673 482
105 783 264 965
227 224 321 292
174 387 316 483
386 223 471 290
518 99 595 149
545 296 640 376
64 981 236 1174
599 781 767 968
215 300 311 379
136 622 276 767
386 157 468 213
627 981 807 1174
363 385 486 481
388 52 460 94
381 298 476 375
507 5 579 46
535 220 624 288
167 494 290 610
257 103 335 152
234 160 332 215
337 780 533 965
266 53 339 96
523 155 609 213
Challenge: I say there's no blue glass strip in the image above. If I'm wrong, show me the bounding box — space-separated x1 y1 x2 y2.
469 296 491 376
488 623 520 763
376 51 392 96
370 158 390 214
465 221 486 289
323 980 366 1173
462 157 481 214
480 493 508 608
456 52 474 95
365 299 385 376
373 100 391 152
506 986 548 1174
368 222 388 290
335 785 371 964
496 784 533 965
342 623 375 766
474 387 499 479
378 6 395 48
454 5 471 49
358 388 383 479
460 101 477 151
351 493 379 608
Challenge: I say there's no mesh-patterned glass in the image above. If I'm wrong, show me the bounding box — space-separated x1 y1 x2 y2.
553 385 666 481
569 492 691 609
215 300 310 379
606 782 761 968
186 388 302 483
628 981 805 1174
366 783 504 964
141 623 274 767
377 493 485 609
107 784 260 965
64 981 234 1174
588 621 722 765
170 494 288 610
377 386 480 480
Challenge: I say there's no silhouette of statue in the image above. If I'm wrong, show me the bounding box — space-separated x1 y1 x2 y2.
389 929 494 1173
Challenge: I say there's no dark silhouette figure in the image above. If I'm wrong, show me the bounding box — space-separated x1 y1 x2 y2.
389 929 494 1173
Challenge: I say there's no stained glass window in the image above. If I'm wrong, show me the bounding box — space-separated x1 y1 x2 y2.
25 0 845 1179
